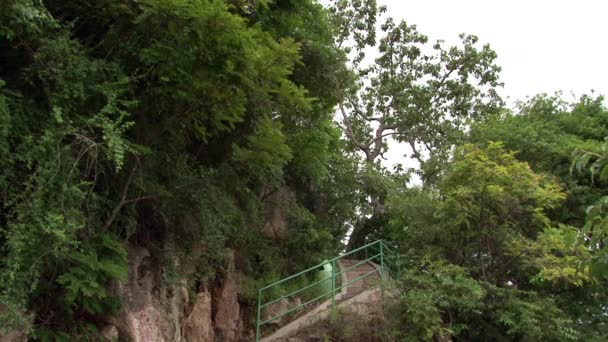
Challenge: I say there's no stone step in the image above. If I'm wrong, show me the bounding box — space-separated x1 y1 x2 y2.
337 259 382 300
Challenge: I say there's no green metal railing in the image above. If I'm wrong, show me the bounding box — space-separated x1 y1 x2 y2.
255 240 400 341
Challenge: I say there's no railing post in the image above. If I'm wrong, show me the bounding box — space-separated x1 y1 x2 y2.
256 288 262 342
331 259 336 309
380 241 384 299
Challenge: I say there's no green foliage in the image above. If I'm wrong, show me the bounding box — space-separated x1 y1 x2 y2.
1 0 606 340
455 92 608 340
470 94 608 225
514 225 591 287
57 234 127 315
332 0 503 248
233 116 292 184
436 143 565 279
336 11 503 171
128 0 311 146
0 0 57 41
135 0 255 139
329 0 386 65
572 138 608 278
0 81 11 190
395 260 485 341
486 287 578 341
382 141 605 340
0 0 351 337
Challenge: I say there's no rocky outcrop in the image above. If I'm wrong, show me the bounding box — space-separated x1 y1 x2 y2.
0 329 27 342
261 187 296 240
111 244 192 342
101 325 119 341
112 245 172 342
110 244 246 342
213 252 243 342
184 290 214 342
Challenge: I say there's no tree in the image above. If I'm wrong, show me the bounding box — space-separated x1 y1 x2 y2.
383 143 597 340
470 93 608 226
329 0 503 249
435 143 566 281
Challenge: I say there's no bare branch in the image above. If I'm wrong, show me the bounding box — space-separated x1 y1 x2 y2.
338 102 371 155
430 66 457 106
345 94 386 123
260 185 279 202
408 139 425 166
125 194 157 204
369 123 386 161
369 130 411 145
101 167 137 231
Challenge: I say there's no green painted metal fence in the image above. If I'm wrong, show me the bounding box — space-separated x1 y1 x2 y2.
255 240 400 341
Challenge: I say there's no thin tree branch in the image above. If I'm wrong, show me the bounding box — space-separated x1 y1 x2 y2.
408 140 425 166
101 166 137 231
369 130 414 145
345 95 383 122
369 123 387 161
123 195 157 205
338 102 371 155
430 66 457 106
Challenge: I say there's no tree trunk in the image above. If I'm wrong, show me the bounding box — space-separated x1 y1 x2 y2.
346 211 387 252
346 154 386 251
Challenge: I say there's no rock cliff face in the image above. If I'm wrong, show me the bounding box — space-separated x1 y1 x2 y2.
100 186 297 342
184 290 214 341
261 187 296 240
213 268 242 341
0 328 27 342
111 244 178 342
108 244 247 342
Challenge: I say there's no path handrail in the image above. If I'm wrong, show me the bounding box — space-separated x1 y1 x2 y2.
255 240 400 341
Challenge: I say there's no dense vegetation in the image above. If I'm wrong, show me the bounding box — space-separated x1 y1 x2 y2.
0 0 606 340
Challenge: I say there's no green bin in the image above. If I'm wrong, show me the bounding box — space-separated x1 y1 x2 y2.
316 260 333 295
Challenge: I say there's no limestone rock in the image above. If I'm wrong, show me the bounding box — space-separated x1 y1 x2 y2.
213 271 241 341
109 245 247 342
101 325 118 341
0 328 27 342
261 187 296 240
112 244 176 342
184 290 215 342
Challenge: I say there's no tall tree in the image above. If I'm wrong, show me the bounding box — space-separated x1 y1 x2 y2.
329 0 503 249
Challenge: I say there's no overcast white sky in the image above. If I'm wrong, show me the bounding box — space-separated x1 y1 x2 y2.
379 0 608 104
